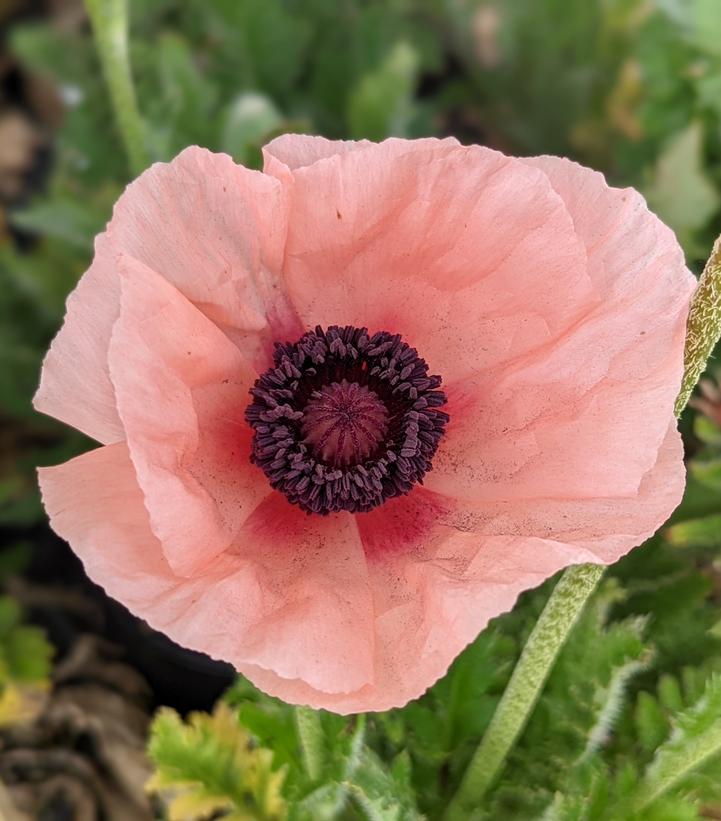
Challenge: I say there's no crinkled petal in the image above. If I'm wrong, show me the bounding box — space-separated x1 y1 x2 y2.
107 253 269 577
228 494 375 691
236 492 594 713
263 133 458 175
236 425 683 713
34 146 295 443
39 445 375 696
270 139 595 383
445 422 686 564
425 156 694 502
33 233 124 443
110 146 298 357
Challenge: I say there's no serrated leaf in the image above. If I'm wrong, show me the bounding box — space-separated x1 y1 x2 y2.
631 674 721 811
147 702 288 821
291 782 346 821
345 748 421 821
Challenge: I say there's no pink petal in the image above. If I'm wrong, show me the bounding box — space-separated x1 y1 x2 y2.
110 147 299 360
33 233 124 443
263 133 458 175
39 445 375 695
236 426 683 713
270 140 596 383
229 495 374 691
236 500 595 714
107 253 269 577
263 134 373 177
425 156 695 502
35 146 296 443
445 422 686 564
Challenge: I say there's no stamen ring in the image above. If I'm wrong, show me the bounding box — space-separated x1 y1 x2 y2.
245 325 448 515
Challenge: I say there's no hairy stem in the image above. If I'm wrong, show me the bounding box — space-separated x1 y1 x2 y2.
84 0 147 175
446 234 721 818
294 706 325 782
444 563 605 819
675 236 721 414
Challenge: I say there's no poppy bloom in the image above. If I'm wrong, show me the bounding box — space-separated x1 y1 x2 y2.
36 136 694 713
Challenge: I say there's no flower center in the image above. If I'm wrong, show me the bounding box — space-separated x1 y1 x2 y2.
245 325 448 515
301 380 389 467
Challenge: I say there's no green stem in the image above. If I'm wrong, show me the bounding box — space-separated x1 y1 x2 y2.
294 706 325 783
675 235 721 415
446 233 721 819
84 0 147 176
444 563 605 820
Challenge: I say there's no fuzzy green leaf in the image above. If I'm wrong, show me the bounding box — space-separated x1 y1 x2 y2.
632 674 721 810
344 748 420 821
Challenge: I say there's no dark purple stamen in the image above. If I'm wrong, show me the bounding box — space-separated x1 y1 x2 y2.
245 325 448 515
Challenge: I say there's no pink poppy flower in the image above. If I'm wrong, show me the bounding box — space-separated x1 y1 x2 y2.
35 136 694 714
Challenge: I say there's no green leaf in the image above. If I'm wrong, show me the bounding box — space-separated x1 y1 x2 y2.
0 239 87 322
10 23 94 85
143 32 218 158
221 93 283 166
631 674 721 810
0 597 53 726
689 456 721 490
666 513 721 548
658 674 686 713
345 748 421 821
692 0 721 57
225 676 373 816
147 702 288 821
645 122 720 251
634 692 670 754
10 197 107 252
190 0 311 100
348 42 420 140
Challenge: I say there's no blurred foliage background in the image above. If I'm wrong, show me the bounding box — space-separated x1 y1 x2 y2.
4 0 721 818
